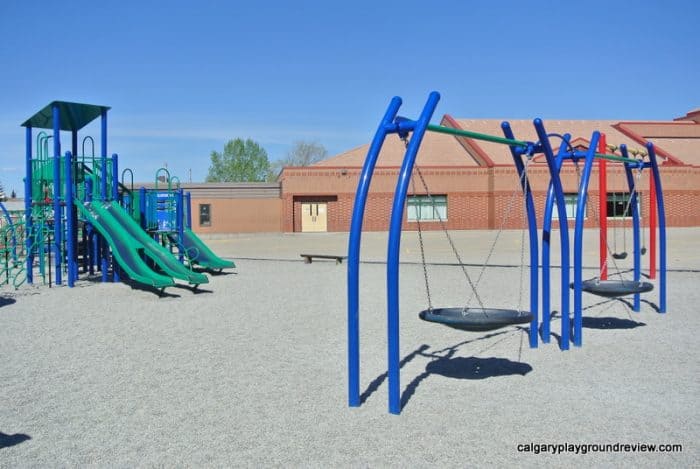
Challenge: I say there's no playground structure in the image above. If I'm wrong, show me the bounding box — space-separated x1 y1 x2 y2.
347 92 667 415
0 101 234 291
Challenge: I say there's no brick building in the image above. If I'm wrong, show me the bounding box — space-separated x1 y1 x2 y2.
188 109 700 233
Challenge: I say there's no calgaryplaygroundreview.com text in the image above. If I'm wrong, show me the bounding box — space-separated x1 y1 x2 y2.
516 442 683 455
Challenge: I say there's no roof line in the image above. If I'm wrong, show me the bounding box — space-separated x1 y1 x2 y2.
440 114 496 168
612 123 684 166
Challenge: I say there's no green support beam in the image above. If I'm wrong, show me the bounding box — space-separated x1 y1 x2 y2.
593 152 640 165
426 123 641 165
426 124 528 147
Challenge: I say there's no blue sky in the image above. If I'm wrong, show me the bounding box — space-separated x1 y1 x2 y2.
1 0 698 196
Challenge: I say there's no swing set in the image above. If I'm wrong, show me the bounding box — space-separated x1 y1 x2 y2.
347 92 667 415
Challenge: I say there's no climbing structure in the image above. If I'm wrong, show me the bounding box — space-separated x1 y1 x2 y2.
16 100 232 291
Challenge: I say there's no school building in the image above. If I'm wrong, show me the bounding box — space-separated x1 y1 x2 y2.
185 108 700 234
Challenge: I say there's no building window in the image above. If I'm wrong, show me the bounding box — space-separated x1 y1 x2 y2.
199 204 211 227
552 193 584 220
407 195 447 221
607 193 640 219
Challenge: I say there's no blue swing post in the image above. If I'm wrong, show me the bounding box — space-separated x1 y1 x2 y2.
646 142 667 313
347 96 404 408
500 122 539 349
538 133 572 344
533 119 573 349
386 92 440 415
620 145 643 312
570 132 601 347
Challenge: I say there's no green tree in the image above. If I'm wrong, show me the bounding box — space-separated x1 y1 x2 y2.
268 140 328 181
206 138 270 182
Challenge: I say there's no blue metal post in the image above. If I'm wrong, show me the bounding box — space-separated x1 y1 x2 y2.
185 192 192 229
52 103 62 285
100 116 109 281
25 126 34 284
139 187 147 230
572 133 601 347
111 154 119 201
347 96 403 408
386 91 440 414
538 136 571 343
111 154 120 282
533 119 571 349
621 147 642 311
71 130 79 281
71 131 78 161
177 189 184 262
64 151 76 287
501 122 538 348
647 143 666 313
86 178 95 275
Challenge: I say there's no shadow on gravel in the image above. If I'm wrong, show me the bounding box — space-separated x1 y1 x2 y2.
0 297 17 307
359 345 430 405
360 328 533 412
172 284 213 295
0 432 31 449
400 355 532 411
194 268 237 276
581 317 646 330
616 297 662 314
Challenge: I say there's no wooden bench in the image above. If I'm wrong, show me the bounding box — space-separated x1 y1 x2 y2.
300 254 347 265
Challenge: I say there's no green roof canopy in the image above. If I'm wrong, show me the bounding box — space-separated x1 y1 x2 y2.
21 101 111 131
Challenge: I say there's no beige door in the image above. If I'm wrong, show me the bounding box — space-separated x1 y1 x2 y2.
301 202 327 232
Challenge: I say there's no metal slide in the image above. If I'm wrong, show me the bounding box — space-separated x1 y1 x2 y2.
96 201 208 286
171 229 236 270
76 201 175 289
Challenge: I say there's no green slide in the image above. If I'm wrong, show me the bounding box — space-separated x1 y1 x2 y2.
76 201 175 289
170 228 235 270
93 201 209 286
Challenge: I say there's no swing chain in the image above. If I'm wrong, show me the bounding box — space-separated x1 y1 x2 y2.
411 174 433 311
465 152 533 311
401 135 485 312
599 162 644 283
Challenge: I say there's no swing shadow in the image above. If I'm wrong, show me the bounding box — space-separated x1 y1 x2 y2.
616 297 662 314
358 328 532 411
0 431 31 449
0 297 17 308
547 303 647 340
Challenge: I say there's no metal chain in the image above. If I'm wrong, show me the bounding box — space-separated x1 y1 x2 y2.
413 165 486 312
401 135 485 312
517 161 531 312
598 164 643 283
410 173 433 311
401 135 533 316
465 155 533 309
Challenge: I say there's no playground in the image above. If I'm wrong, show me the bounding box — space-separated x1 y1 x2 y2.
0 229 698 466
0 95 697 465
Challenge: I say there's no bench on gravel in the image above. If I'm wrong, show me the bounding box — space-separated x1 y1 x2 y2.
300 254 347 265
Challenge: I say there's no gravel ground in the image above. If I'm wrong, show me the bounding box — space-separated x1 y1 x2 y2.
1 228 698 467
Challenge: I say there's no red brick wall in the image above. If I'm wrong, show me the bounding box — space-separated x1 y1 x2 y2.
279 164 700 232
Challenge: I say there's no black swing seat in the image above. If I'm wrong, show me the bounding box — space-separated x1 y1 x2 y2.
573 279 654 298
419 307 533 332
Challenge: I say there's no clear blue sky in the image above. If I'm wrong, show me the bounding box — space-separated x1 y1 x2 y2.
1 0 698 197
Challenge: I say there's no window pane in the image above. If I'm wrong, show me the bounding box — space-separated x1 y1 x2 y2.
407 195 447 221
607 193 639 218
199 204 211 226
551 193 582 220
